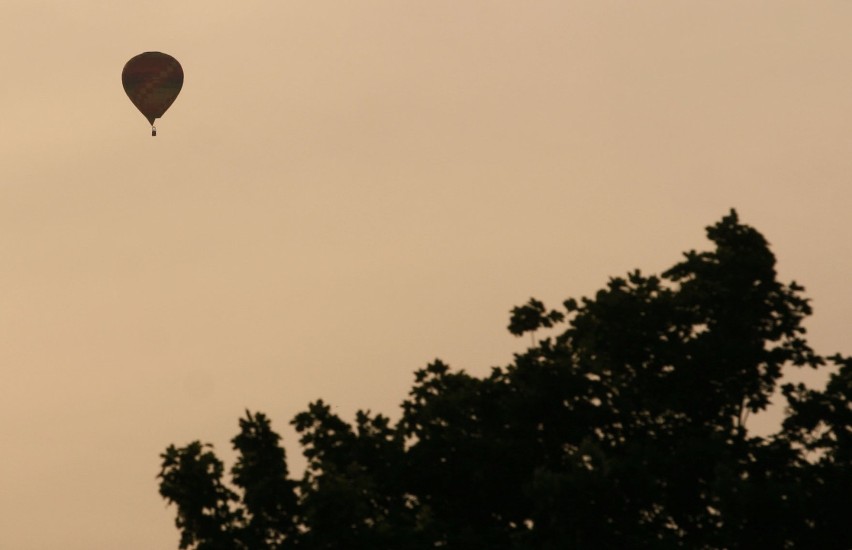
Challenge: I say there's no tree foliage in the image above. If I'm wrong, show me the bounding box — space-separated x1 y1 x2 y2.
159 210 851 549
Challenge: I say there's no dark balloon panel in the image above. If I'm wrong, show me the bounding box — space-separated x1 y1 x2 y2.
122 52 183 132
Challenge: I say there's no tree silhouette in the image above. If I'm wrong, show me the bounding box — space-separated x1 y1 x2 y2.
159 210 851 549
159 412 297 549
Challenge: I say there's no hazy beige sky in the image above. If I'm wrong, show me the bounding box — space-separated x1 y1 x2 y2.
2 2 852 548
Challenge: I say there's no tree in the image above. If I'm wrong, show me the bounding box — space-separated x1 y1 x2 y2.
159 210 851 548
159 411 298 549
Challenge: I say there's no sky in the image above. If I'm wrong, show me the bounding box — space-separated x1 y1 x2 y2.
2 1 852 548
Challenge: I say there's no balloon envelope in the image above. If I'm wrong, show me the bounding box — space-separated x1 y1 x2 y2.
122 52 183 126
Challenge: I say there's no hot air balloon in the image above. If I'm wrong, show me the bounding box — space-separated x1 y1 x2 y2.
122 52 183 136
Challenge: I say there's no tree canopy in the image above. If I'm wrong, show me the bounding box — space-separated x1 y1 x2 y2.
159 210 851 549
